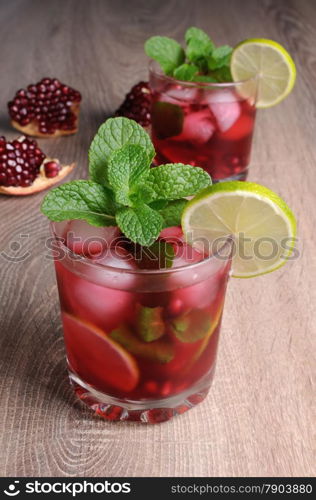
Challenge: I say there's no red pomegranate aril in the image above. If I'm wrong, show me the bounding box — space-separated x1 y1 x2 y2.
0 136 45 187
115 81 152 127
8 78 81 137
0 134 76 195
44 161 61 178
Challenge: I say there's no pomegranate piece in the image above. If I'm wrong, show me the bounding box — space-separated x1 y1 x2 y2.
8 77 81 137
44 161 61 178
0 135 75 196
115 81 151 127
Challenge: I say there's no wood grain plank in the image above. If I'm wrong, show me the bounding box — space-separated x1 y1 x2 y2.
0 0 315 477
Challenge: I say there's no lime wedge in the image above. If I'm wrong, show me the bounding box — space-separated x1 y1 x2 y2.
181 182 296 278
231 38 296 108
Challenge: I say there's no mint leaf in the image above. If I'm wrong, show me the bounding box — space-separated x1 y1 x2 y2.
129 184 156 206
147 164 211 200
41 180 116 227
136 306 165 342
151 102 184 139
192 75 218 83
108 144 151 206
208 45 232 70
171 309 211 343
159 199 187 227
185 27 214 72
110 325 174 363
145 36 185 75
116 204 163 246
173 63 198 81
211 65 233 82
89 117 155 186
149 199 168 211
185 27 214 47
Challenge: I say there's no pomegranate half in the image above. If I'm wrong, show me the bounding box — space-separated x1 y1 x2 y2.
8 77 81 138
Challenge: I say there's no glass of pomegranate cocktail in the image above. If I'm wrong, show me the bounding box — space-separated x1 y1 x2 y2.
149 62 257 181
140 28 296 181
52 220 232 423
42 117 296 423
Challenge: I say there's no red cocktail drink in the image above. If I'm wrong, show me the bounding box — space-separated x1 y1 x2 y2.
52 221 232 423
149 63 257 181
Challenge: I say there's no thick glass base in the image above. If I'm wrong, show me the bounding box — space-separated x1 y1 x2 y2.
213 170 248 183
69 368 215 424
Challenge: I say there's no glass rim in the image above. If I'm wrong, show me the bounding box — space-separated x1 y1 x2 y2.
148 60 258 88
50 221 233 276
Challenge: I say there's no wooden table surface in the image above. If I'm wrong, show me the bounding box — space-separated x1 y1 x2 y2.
0 0 315 478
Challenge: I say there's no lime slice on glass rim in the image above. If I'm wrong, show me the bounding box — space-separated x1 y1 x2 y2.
181 182 297 278
231 38 296 108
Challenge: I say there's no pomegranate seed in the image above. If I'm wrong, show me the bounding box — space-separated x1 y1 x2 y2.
0 136 46 187
115 81 152 127
8 78 81 135
44 161 61 178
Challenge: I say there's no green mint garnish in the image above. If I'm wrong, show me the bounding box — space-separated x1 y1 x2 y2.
193 75 218 83
151 102 184 139
208 45 233 70
145 26 233 83
185 27 214 73
116 204 163 246
173 63 199 82
210 65 233 83
108 144 151 206
144 36 185 76
171 309 211 343
110 325 174 363
158 199 188 227
146 163 210 200
41 117 212 246
41 180 116 226
136 306 165 342
89 117 155 186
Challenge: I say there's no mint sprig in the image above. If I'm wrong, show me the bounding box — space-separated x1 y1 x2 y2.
41 180 116 226
145 26 233 83
89 117 155 186
144 36 185 76
41 117 212 246
173 63 199 81
108 144 151 206
146 164 210 200
158 199 187 227
116 205 163 247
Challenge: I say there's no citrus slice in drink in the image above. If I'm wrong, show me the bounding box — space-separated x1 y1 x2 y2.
62 313 139 392
181 181 296 278
231 38 296 108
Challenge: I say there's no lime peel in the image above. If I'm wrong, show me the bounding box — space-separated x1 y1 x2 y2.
181 181 297 279
231 38 296 108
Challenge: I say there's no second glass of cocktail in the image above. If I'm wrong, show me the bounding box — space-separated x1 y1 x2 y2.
149 62 257 181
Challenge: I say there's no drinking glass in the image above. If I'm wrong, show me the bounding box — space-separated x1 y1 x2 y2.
52 221 233 423
149 61 257 181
